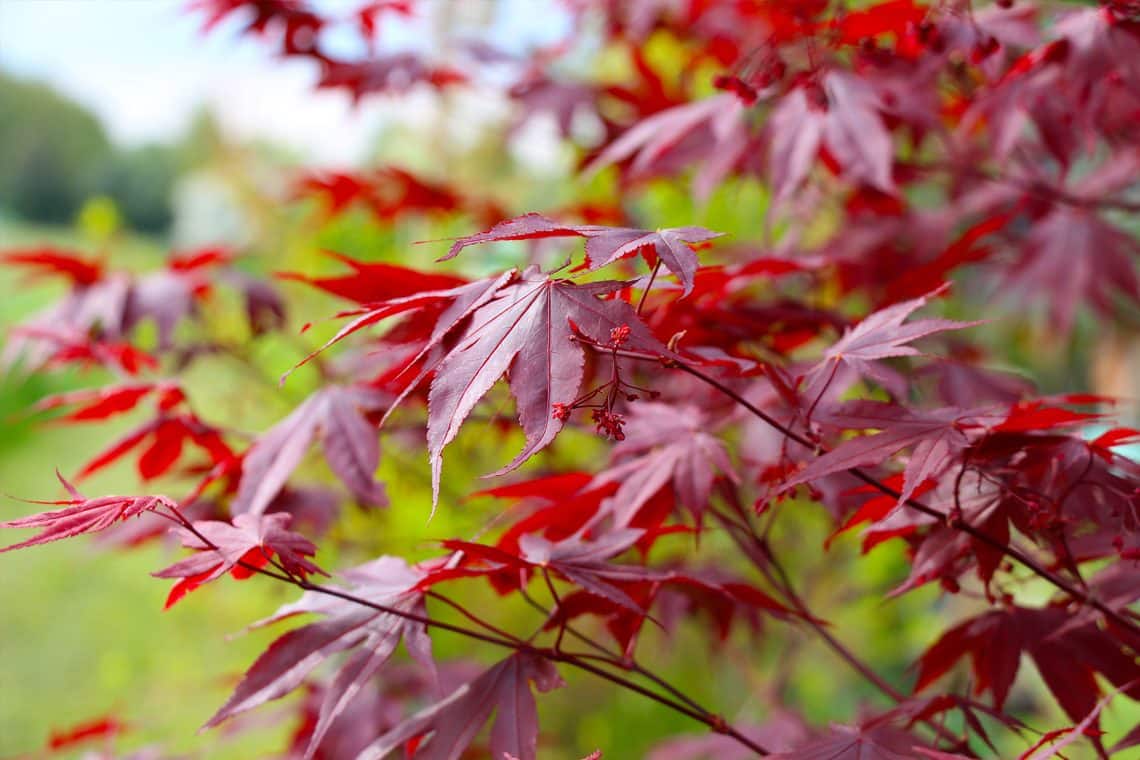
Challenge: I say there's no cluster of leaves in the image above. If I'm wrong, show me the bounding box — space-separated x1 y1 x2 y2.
6 0 1140 757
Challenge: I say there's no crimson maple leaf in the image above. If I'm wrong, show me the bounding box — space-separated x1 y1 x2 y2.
74 409 233 483
424 267 667 505
0 476 174 553
279 251 468 304
45 714 129 752
442 529 663 612
357 652 564 760
154 512 324 608
915 605 1140 725
2 247 104 286
441 213 723 295
33 382 170 423
191 0 320 36
544 570 792 654
292 169 465 224
845 469 1012 593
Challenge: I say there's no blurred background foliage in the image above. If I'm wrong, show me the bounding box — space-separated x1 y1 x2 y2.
2 4 1140 760
0 72 181 235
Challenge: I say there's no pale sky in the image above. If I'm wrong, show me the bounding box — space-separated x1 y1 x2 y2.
0 0 571 165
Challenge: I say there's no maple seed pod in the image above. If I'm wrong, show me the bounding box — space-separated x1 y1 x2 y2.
805 82 829 112
713 74 758 105
768 59 786 83
916 22 946 53
971 36 1000 63
609 324 631 347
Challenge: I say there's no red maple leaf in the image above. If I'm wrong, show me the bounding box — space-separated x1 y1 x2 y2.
278 251 468 304
34 382 184 423
46 714 129 751
154 512 324 608
1 476 174 553
2 247 104 286
75 411 234 483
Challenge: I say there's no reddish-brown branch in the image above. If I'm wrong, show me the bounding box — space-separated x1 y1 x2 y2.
516 585 715 720
163 505 769 755
594 342 1140 637
708 499 968 750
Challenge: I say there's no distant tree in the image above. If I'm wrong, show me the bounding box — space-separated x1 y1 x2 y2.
94 144 179 235
0 73 111 224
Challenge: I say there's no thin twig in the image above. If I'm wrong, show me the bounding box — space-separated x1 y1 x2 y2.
162 505 769 755
587 342 1140 637
710 500 966 749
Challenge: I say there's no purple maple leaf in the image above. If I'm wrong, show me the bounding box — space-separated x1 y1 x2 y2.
426 267 667 506
768 71 894 202
441 213 724 295
154 512 323 592
594 402 737 526
358 652 564 760
204 556 434 760
769 724 938 760
233 385 388 516
801 287 979 402
1007 206 1140 333
782 401 999 507
584 93 750 200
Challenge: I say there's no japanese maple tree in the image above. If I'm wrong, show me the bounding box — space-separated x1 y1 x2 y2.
7 0 1140 757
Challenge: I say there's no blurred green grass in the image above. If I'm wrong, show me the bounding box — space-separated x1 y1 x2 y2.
0 218 292 758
